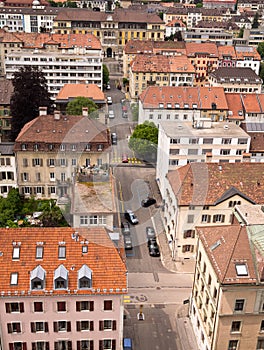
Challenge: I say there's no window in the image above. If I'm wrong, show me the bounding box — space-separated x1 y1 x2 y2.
13 246 20 259
36 246 44 259
76 301 94 312
261 320 264 332
53 321 71 332
72 158 77 166
50 172 55 181
57 301 66 312
48 159 55 167
31 265 45 290
99 320 116 331
34 302 43 312
213 214 225 223
32 342 49 350
10 272 18 285
58 246 66 259
228 340 238 350
54 341 72 350
238 138 247 144
182 245 194 252
99 339 116 350
222 138 232 144
60 144 66 151
234 299 244 312
77 340 94 350
203 138 213 144
201 215 211 223
220 149 230 155
188 149 198 155
187 215 194 223
76 320 94 331
31 322 49 333
183 230 195 238
5 302 24 313
10 342 27 350
32 158 43 167
104 300 113 311
7 322 21 334
231 321 241 333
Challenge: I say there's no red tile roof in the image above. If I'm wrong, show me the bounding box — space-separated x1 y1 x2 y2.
185 42 218 57
0 227 127 295
241 94 262 113
197 224 257 285
167 162 264 206
218 45 236 60
56 84 105 102
225 94 244 120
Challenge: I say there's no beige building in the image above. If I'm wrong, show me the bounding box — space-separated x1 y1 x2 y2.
129 54 195 99
190 205 264 350
162 163 264 263
14 109 111 202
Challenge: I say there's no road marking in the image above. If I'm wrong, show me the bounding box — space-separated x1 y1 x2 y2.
123 296 131 303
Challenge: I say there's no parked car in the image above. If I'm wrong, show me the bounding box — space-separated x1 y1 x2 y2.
146 226 156 239
124 234 133 250
107 96 112 104
147 237 157 247
122 154 128 163
148 241 160 257
111 132 117 145
141 197 156 207
123 338 132 350
106 83 111 90
124 209 138 225
121 221 130 235
108 110 115 119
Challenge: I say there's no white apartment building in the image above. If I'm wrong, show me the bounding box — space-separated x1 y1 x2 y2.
0 142 17 197
235 46 261 75
156 121 250 196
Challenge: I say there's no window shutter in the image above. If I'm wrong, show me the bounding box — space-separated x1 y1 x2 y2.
46 159 49 166
90 301 94 311
9 344 14 350
22 342 27 350
208 215 211 223
191 245 194 253
21 174 24 181
7 323 12 333
31 322 36 333
112 320 116 330
54 342 58 350
45 343 50 350
42 187 45 195
192 231 195 238
99 340 103 350
40 159 43 166
99 321 104 331
20 303 24 313
45 322 49 332
6 303 11 313
112 339 116 350
90 341 94 350
221 215 225 223
90 321 94 331
32 343 36 350
48 187 51 195
67 321 71 332
77 341 80 350
76 302 80 312
33 187 37 195
183 231 187 239
18 323 21 333
68 341 72 350
213 215 216 223
53 322 58 332
182 246 186 253
76 321 80 332
30 187 33 195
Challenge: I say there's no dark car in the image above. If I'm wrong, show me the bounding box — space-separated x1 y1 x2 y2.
146 226 156 239
111 132 117 145
147 237 157 247
124 210 138 225
121 221 130 235
141 197 156 207
124 235 133 250
148 242 160 257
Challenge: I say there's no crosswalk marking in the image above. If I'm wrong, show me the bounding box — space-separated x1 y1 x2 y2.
123 295 131 303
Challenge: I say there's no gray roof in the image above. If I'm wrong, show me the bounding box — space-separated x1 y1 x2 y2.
0 80 13 105
210 67 262 83
0 142 15 155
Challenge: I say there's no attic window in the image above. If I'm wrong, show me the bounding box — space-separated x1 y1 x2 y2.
159 103 164 109
235 264 248 277
82 245 88 254
36 246 44 259
10 272 18 285
167 103 172 108
58 246 66 259
175 103 180 108
210 240 221 251
12 247 20 260
78 264 92 289
30 265 45 290
192 104 198 109
184 104 189 108
54 264 68 289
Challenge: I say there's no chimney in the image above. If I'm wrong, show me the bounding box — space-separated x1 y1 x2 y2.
39 107 47 116
82 107 89 117
54 110 60 120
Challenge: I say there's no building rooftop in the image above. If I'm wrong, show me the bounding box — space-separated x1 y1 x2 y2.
210 67 261 83
225 93 244 120
185 42 218 57
0 142 14 155
241 122 264 152
56 84 105 103
0 79 14 105
235 204 264 225
0 227 127 296
167 162 264 206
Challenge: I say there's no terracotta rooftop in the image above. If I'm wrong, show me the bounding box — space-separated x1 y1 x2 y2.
124 39 186 55
235 46 261 60
166 19 186 28
241 93 263 113
225 94 244 120
0 227 127 295
218 45 237 59
185 42 218 57
15 114 109 146
56 84 105 102
139 86 228 109
241 122 264 152
197 224 257 285
130 54 194 73
167 162 264 206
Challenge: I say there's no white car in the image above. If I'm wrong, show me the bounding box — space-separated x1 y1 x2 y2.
108 110 115 119
107 96 112 104
124 209 138 225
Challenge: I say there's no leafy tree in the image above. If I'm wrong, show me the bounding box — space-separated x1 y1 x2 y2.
131 102 139 122
10 66 52 141
128 121 158 162
103 64 110 86
238 26 245 38
252 12 259 29
196 2 203 7
257 42 264 60
259 62 264 83
66 97 98 116
39 200 69 227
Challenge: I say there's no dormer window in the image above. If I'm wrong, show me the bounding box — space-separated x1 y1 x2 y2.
78 264 92 289
175 103 180 108
60 144 66 151
72 144 77 151
54 265 68 289
30 265 45 290
159 103 164 108
34 144 39 151
21 144 27 151
97 144 103 151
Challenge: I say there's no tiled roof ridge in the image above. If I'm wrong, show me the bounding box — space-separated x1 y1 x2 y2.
16 117 39 141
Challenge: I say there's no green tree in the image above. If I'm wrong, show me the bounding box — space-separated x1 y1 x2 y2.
39 200 69 227
10 66 52 141
259 62 264 83
257 42 264 60
252 12 259 29
128 121 158 162
66 97 98 116
103 64 110 86
238 26 245 38
196 2 203 7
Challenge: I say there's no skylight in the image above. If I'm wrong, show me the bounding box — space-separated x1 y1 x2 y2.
210 240 221 251
12 247 20 259
10 272 18 285
235 264 248 277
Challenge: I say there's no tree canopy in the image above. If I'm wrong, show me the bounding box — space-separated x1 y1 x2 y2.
252 12 259 29
66 96 98 117
103 64 110 86
257 42 264 60
128 121 158 162
10 66 52 141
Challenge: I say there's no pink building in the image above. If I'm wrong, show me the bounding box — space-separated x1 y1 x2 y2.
0 227 127 350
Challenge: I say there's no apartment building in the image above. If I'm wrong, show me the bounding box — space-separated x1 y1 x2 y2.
52 8 165 60
0 31 102 99
209 67 262 94
165 19 186 38
235 46 261 74
218 46 237 68
183 27 234 46
129 55 195 99
14 109 111 201
0 227 127 350
161 162 264 263
241 122 264 162
157 121 250 196
0 79 13 141
237 0 264 12
245 27 264 47
138 86 228 126
0 142 17 197
203 0 236 9
190 206 264 350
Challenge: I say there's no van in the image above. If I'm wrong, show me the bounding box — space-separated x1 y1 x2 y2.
123 338 132 350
